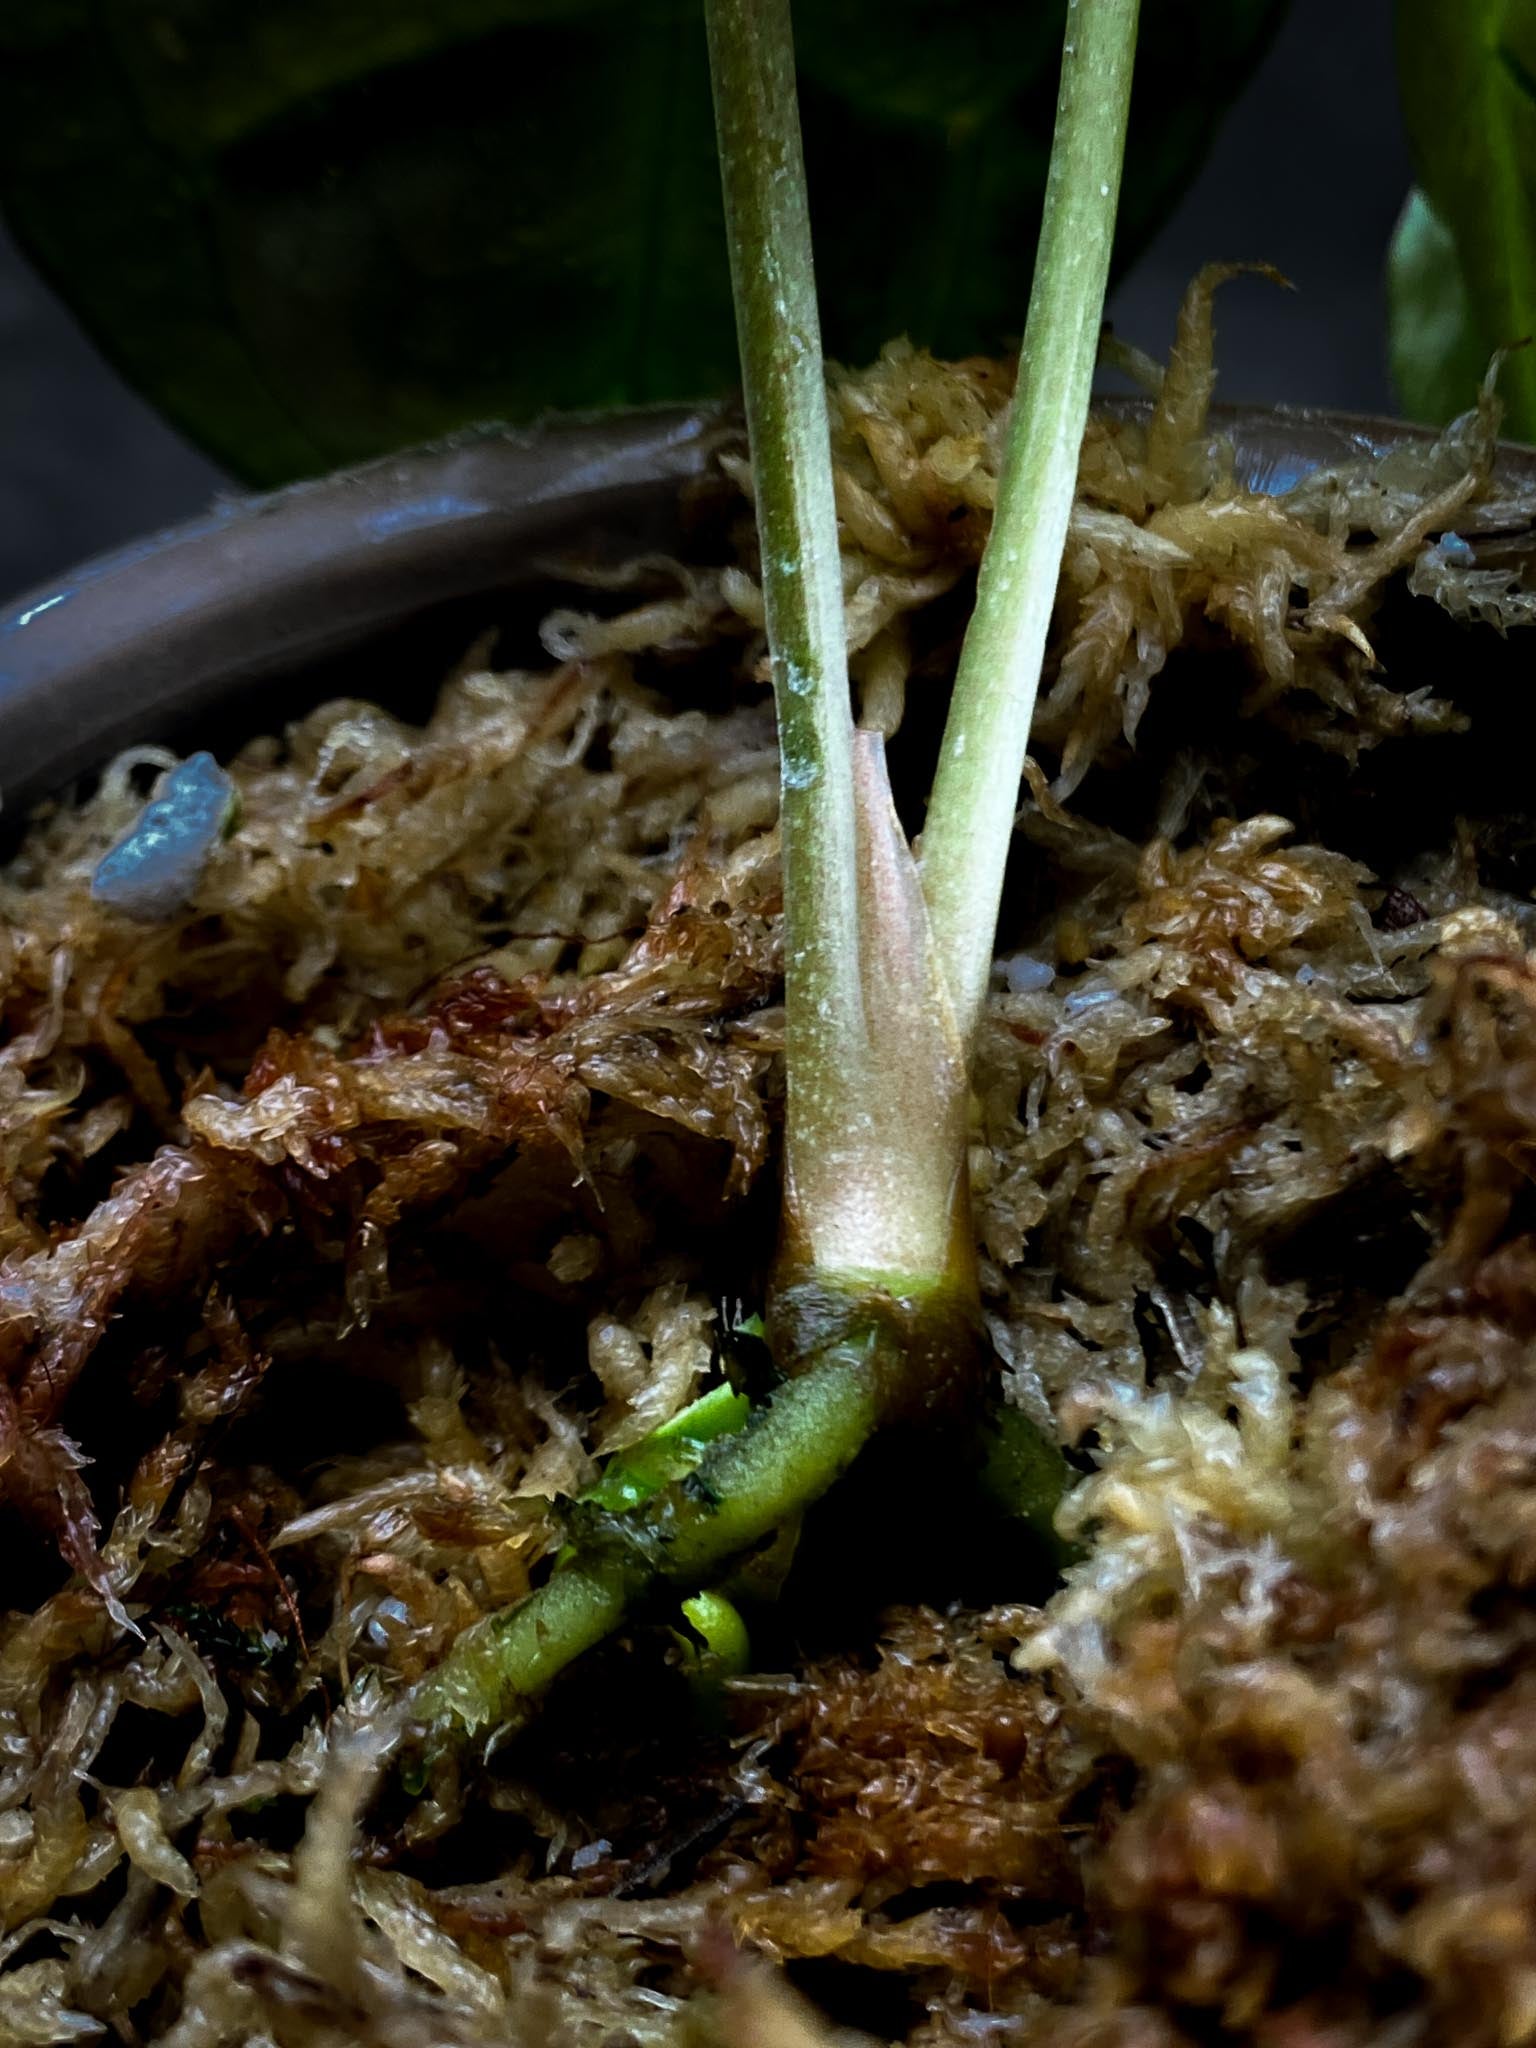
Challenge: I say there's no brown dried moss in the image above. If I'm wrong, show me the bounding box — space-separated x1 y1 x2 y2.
2 275 1536 2044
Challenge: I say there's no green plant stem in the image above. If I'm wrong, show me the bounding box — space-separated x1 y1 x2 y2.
410 1317 1072 1745
919 0 1141 1045
411 1329 886 1742
580 1383 750 1515
978 1400 1080 1568
707 0 969 1293
704 0 863 1256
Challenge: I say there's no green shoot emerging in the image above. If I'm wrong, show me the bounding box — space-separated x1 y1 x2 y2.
921 0 1141 1043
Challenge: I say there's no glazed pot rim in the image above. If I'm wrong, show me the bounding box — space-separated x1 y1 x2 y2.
1 398 1532 817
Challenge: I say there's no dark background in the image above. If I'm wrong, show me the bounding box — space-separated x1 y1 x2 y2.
0 0 1409 606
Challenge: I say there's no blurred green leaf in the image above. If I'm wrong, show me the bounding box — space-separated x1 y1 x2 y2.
0 0 1288 485
1388 185 1495 426
1395 0 1536 440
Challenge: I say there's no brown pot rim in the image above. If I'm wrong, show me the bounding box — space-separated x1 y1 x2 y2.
0 400 1530 814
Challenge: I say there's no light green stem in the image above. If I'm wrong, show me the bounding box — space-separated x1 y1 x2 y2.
410 1330 1071 1748
411 1334 885 1742
704 0 864 1254
919 0 1141 1045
